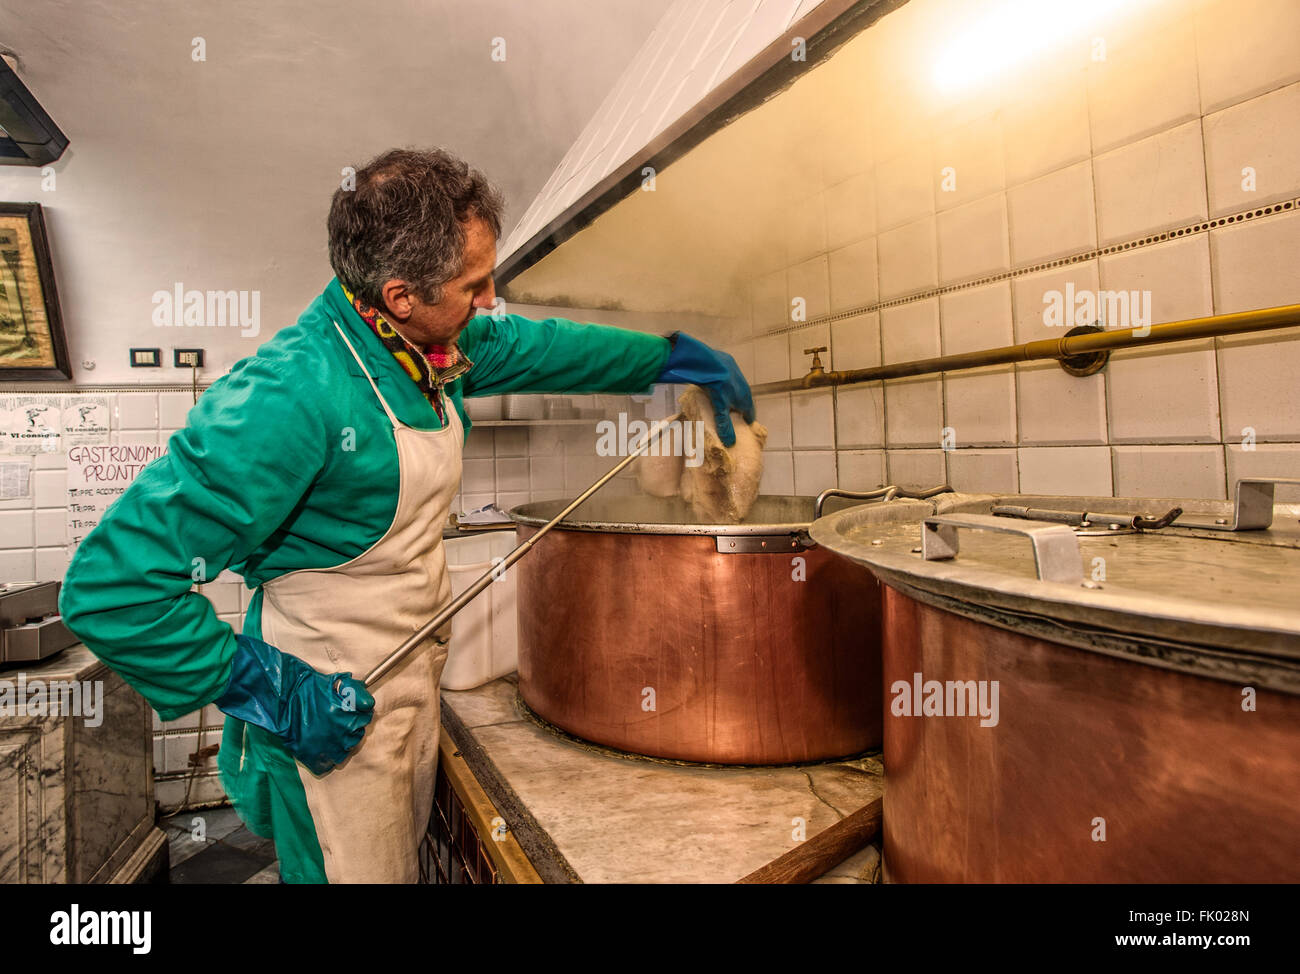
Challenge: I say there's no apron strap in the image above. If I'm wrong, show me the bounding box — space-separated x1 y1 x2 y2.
333 320 401 427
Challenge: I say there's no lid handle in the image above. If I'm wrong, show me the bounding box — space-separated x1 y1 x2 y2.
922 513 1082 583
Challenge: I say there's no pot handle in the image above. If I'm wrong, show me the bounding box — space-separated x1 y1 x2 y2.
921 513 1082 583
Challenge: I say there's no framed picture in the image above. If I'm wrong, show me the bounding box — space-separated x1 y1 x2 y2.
0 202 71 380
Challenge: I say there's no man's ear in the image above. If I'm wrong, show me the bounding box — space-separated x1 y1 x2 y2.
379 279 414 322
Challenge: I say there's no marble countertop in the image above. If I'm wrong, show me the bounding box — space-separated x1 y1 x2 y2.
440 674 884 884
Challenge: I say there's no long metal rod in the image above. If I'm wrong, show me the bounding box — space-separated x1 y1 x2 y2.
751 303 1300 396
362 412 686 687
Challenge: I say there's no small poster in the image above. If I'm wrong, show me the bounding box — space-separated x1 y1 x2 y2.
1 394 62 455
62 395 111 447
66 444 168 549
0 459 30 499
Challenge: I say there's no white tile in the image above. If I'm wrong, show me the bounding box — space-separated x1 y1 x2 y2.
790 390 834 449
752 334 791 385
35 546 68 580
793 450 836 496
945 368 1016 447
495 458 530 492
1202 81 1300 218
34 450 65 470
887 450 946 489
786 255 830 323
828 238 878 314
158 392 195 429
1007 161 1096 265
1195 0 1300 114
751 269 788 331
885 377 944 449
1111 445 1227 500
203 582 240 614
1093 121 1208 247
34 509 66 546
0 550 35 583
1085 20 1200 154
1017 447 1113 496
834 385 885 450
116 392 159 429
0 510 34 548
462 428 495 458
494 427 529 457
496 490 531 511
830 312 880 371
461 459 495 493
113 430 158 446
756 393 792 450
529 457 565 491
1001 69 1091 187
932 112 1005 211
1212 210 1300 440
880 298 940 363
875 142 934 231
1225 443 1300 502
936 193 1009 285
785 191 827 265
788 324 830 377
1011 261 1101 344
940 280 1013 353
33 469 66 508
946 449 1018 493
1017 366 1108 446
759 450 795 494
825 171 875 251
836 449 885 489
877 217 937 301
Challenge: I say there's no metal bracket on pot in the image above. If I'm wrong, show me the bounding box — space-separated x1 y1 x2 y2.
1173 477 1300 531
921 514 1083 583
716 535 812 554
814 483 953 520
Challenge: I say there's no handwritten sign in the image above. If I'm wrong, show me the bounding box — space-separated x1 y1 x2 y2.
66 444 168 549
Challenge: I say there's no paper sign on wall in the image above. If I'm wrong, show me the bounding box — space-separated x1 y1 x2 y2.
66 444 168 549
0 394 111 454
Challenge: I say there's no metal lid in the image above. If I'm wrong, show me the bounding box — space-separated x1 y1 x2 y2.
509 494 869 536
809 490 1300 669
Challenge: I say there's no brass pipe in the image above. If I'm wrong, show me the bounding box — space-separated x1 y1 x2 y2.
752 303 1300 396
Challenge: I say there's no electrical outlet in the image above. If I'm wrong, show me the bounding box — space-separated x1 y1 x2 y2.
174 348 205 368
130 348 161 367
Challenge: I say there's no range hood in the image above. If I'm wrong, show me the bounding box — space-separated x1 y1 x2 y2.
0 57 68 166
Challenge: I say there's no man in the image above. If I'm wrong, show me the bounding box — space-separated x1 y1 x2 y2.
59 148 753 883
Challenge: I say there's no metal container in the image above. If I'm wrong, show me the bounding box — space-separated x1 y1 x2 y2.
809 483 1300 882
509 494 887 764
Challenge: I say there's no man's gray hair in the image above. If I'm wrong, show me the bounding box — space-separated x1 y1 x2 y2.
328 147 505 312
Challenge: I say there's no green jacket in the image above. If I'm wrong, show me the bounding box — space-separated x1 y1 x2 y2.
60 277 669 721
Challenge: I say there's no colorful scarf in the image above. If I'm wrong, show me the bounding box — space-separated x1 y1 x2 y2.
342 285 473 423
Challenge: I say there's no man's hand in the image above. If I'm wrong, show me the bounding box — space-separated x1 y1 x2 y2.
656 332 755 446
215 634 376 775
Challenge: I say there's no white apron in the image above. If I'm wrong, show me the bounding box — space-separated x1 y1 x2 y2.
258 321 462 883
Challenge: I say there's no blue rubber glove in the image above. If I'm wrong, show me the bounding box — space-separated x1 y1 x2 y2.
656 332 755 447
214 634 375 776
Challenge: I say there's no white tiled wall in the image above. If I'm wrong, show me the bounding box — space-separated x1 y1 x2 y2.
689 0 1300 500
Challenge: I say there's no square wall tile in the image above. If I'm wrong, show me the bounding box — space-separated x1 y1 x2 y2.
116 392 158 429
788 323 831 376
753 334 791 385
751 269 788 331
946 449 1018 493
1085 20 1200 154
1018 446 1113 496
836 449 885 489
1111 445 1227 499
941 280 1013 353
1017 367 1108 446
760 450 794 494
932 112 1005 211
945 368 1017 447
937 193 1010 285
885 377 944 449
1093 121 1208 247
785 191 828 265
1011 261 1101 344
1001 69 1091 186
787 255 830 323
825 171 875 251
463 428 495 459
881 298 940 363
828 238 878 313
887 449 946 489
461 459 495 493
0 510 34 548
790 390 835 449
35 547 70 582
877 217 937 301
1098 233 1214 326
495 427 529 457
1212 210 1300 439
1007 161 1097 265
494 458 529 492
1202 81 1300 218
0 550 34 583
875 141 934 231
835 385 885 450
756 394 792 450
1195 0 1300 114
1225 443 1300 502
793 451 837 496
873 217 935 300
33 469 65 508
35 509 66 546
158 392 195 429
830 312 880 371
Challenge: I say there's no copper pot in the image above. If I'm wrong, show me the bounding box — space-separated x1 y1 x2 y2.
510 495 882 764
